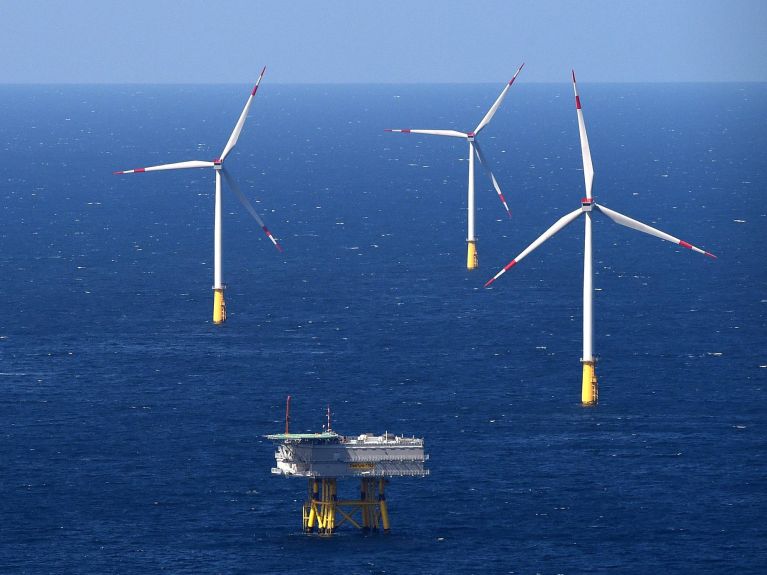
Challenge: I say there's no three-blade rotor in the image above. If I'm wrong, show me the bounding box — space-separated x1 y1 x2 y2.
114 66 281 252
485 70 715 288
385 62 524 218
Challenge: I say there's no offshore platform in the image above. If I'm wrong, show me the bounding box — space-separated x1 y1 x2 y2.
266 399 429 535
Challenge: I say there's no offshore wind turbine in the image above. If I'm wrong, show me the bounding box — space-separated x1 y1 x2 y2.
386 63 524 270
115 67 282 324
485 71 716 405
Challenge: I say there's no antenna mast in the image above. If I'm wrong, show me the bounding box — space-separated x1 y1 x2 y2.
285 395 291 435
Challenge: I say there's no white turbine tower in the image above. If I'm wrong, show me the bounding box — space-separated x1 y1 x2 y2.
485 71 716 405
115 67 282 325
386 63 525 270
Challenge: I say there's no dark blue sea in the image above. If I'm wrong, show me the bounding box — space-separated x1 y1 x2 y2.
1 82 765 574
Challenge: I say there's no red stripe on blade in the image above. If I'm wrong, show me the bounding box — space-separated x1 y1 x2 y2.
510 63 524 85
575 96 582 110
679 240 693 250
135 168 146 173
705 252 717 259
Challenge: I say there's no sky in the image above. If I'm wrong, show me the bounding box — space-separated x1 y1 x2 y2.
1 0 765 84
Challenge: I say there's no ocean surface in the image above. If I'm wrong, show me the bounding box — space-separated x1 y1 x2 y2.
0 82 765 574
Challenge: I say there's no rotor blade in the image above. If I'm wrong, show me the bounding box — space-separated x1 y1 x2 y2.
474 62 524 135
572 70 594 199
221 169 283 252
473 140 511 218
484 208 583 287
595 203 716 259
114 160 214 174
384 129 467 139
220 66 266 161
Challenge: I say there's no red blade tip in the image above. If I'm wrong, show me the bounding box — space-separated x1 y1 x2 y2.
510 63 525 84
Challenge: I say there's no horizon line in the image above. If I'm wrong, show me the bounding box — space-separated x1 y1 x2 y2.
1 80 765 86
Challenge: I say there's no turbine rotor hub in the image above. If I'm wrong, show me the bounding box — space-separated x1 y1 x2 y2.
213 158 223 170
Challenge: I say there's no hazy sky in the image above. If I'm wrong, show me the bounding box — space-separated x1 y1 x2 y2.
2 0 765 83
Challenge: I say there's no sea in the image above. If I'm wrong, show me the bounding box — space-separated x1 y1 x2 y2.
0 82 765 574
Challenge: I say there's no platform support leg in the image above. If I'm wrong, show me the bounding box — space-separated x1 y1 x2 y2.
304 479 319 533
319 479 328 534
378 478 391 533
360 479 371 532
328 479 337 533
315 478 337 536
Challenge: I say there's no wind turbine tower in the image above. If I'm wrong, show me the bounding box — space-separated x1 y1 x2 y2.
485 71 716 405
115 68 282 324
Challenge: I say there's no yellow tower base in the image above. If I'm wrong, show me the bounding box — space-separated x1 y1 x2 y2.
213 288 226 324
466 240 478 270
303 478 391 535
581 360 598 406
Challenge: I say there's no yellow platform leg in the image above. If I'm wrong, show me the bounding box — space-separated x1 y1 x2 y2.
368 478 379 531
304 479 319 533
466 240 478 270
317 479 336 536
320 480 328 534
360 479 371 532
213 288 226 324
378 478 390 533
328 479 337 534
316 481 326 533
581 361 598 406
